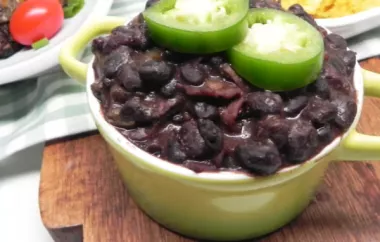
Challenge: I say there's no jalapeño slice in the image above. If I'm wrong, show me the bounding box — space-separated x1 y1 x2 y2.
143 0 249 54
228 8 324 91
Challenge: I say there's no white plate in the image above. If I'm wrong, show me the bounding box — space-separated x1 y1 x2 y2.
316 7 380 39
0 0 113 86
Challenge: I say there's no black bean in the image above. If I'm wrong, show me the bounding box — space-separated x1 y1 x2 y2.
117 64 142 91
322 58 354 95
317 124 333 143
328 56 347 75
194 102 219 120
332 95 357 129
120 97 153 123
198 119 223 153
180 63 205 85
234 140 282 176
325 33 347 50
287 120 318 163
246 92 283 115
139 60 174 88
209 56 225 67
284 96 308 116
120 95 183 124
179 121 208 159
103 46 131 78
110 84 130 104
111 23 151 50
259 116 291 148
167 138 187 164
172 112 191 124
338 50 356 75
303 97 337 125
308 77 330 99
106 104 136 128
104 33 134 53
160 79 177 97
92 36 107 53
102 78 115 88
91 81 103 100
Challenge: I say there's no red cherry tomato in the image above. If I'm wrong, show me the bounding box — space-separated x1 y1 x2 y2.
10 0 64 46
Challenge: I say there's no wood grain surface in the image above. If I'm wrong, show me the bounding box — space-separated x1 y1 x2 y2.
39 58 380 242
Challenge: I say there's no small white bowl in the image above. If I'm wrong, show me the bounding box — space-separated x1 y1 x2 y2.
316 7 380 39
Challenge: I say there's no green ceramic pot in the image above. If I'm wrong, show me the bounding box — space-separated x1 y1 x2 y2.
59 16 380 241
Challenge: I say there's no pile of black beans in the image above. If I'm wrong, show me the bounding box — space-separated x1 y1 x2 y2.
90 0 357 176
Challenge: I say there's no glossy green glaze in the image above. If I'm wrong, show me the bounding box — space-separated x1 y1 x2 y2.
59 16 380 241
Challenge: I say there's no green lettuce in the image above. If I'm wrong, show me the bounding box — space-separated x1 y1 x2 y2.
63 0 85 18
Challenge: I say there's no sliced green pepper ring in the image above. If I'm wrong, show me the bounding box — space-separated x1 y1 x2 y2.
143 0 249 54
227 8 324 91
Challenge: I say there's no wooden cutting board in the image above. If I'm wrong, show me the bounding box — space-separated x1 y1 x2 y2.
39 58 380 242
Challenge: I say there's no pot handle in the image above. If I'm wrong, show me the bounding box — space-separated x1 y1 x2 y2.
336 69 380 161
59 16 125 84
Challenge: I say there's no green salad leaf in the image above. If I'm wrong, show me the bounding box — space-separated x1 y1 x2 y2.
63 0 85 18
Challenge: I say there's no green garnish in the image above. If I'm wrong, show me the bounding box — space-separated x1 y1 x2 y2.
227 8 324 91
63 0 85 18
143 0 249 54
32 38 50 50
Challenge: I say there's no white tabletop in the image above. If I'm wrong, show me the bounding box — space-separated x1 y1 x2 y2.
0 143 53 242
